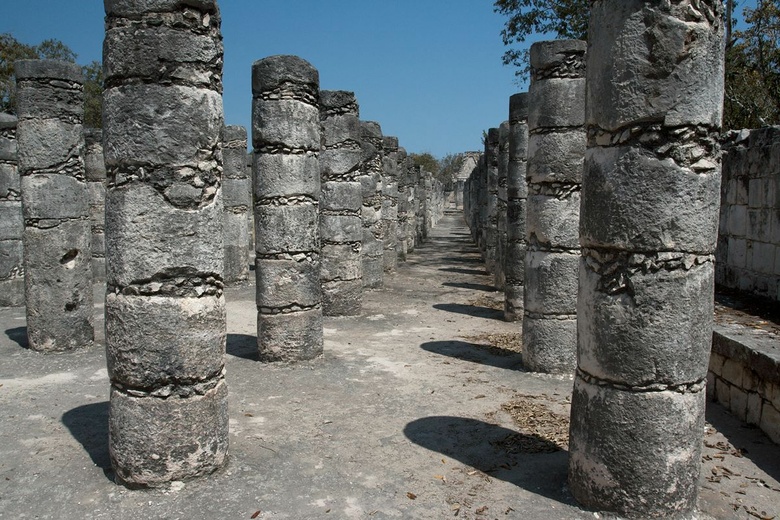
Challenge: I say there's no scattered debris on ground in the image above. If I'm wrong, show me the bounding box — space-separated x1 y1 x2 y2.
496 394 570 453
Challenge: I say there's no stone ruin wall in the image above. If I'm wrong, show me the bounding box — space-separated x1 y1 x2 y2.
716 126 780 301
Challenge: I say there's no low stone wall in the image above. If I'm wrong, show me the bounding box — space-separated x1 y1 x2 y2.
716 127 780 301
708 323 780 444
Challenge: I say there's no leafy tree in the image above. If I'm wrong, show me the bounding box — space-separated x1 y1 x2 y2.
724 0 780 129
82 60 103 128
493 0 588 79
410 152 440 175
438 153 466 189
1 33 102 127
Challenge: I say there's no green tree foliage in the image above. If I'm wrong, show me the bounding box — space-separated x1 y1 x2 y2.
1 33 102 127
438 153 466 190
493 0 588 79
410 152 440 175
725 0 780 129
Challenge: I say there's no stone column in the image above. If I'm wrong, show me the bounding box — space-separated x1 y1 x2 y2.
15 60 94 352
568 2 724 517
102 0 228 485
504 93 529 322
522 40 586 373
252 55 322 361
223 125 250 284
319 90 363 315
396 146 409 261
484 128 499 274
381 136 399 272
246 151 255 264
0 113 24 307
495 121 510 290
359 120 384 288
84 129 106 282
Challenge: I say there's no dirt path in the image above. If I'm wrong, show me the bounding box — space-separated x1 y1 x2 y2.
0 209 778 519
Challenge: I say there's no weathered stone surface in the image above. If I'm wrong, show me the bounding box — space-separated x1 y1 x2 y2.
106 293 225 388
569 375 705 518
0 202 22 241
253 55 322 360
24 221 93 352
523 251 579 315
321 181 362 212
321 279 362 316
109 380 229 487
21 174 90 220
104 0 227 485
526 191 581 250
258 307 323 362
522 316 577 373
526 129 586 185
222 125 250 284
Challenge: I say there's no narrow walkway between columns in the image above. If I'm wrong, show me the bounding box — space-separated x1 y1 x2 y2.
0 210 777 518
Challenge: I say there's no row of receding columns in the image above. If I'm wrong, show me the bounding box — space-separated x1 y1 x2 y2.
464 1 724 516
6 0 445 488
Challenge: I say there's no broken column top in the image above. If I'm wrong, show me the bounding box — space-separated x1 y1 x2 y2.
361 120 382 138
530 39 586 72
224 124 247 142
320 90 359 116
382 136 398 151
14 59 83 83
509 93 529 121
104 0 219 15
251 55 319 93
487 127 499 146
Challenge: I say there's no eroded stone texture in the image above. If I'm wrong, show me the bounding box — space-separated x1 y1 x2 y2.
15 60 94 351
319 90 363 315
485 128 499 274
522 40 586 373
381 136 399 272
252 55 322 360
505 93 529 322
569 2 725 517
223 125 249 283
103 0 228 486
0 113 23 307
359 121 384 288
84 129 106 281
396 146 410 261
495 121 510 290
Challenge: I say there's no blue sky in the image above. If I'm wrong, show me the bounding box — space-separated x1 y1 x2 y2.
2 1 757 158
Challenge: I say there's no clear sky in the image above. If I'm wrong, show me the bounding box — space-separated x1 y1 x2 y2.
1 1 757 158
2 0 527 158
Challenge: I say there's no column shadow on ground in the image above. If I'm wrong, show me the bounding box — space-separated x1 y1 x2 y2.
440 256 483 264
438 267 488 276
433 303 504 321
61 401 114 481
441 282 496 292
4 326 28 349
403 416 575 505
226 333 258 360
421 340 523 371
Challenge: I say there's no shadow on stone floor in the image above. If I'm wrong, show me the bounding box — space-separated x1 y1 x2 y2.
226 333 258 360
438 267 489 276
403 416 576 506
441 281 496 292
440 256 484 264
433 303 503 321
62 401 114 481
421 340 523 371
4 326 27 349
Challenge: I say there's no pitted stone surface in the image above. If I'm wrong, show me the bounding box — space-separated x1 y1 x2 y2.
358 121 384 288
381 136 399 272
253 55 323 361
223 125 250 283
0 113 23 306
15 59 94 351
103 0 228 487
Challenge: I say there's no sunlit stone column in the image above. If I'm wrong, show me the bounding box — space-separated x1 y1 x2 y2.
381 136 399 272
359 120 384 288
16 60 94 352
495 120 510 289
222 125 250 283
484 128 499 274
102 0 228 485
569 2 725 517
504 93 529 322
522 40 586 373
0 113 24 307
252 55 323 360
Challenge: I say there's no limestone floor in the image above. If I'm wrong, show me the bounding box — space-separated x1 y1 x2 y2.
0 210 778 519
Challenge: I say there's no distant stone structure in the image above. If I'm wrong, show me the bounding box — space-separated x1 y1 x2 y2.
84 129 106 281
381 136 399 272
252 55 323 361
504 93 529 322
15 60 94 352
319 90 363 315
102 0 228 485
223 125 250 284
569 1 724 517
0 113 23 307
359 120 384 288
522 40 586 373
